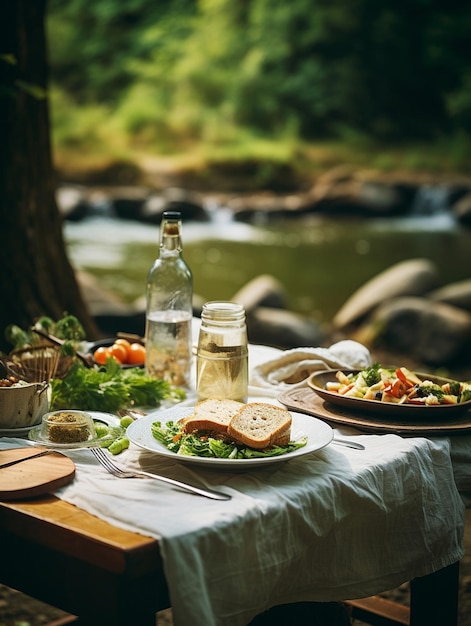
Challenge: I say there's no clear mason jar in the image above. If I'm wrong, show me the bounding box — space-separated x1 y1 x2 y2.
196 302 248 403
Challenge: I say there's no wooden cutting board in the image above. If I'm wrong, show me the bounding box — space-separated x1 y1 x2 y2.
0 447 75 500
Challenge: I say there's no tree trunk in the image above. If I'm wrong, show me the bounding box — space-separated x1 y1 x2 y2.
0 0 100 354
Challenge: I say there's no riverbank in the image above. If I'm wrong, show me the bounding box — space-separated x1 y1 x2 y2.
57 161 471 227
54 138 471 196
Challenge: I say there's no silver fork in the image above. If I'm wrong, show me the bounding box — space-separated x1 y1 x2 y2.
90 447 231 501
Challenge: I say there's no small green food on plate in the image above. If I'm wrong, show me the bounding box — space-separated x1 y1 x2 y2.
96 415 133 454
326 364 471 406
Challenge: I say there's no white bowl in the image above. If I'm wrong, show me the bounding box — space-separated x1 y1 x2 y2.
0 381 50 429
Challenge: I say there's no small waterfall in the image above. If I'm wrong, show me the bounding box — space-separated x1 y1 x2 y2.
371 184 458 233
203 198 235 224
410 185 451 216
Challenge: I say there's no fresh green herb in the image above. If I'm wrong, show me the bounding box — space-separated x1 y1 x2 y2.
60 341 77 357
417 383 444 400
362 363 381 387
33 316 55 335
5 313 86 350
52 314 86 341
50 360 185 413
4 324 30 349
150 420 308 460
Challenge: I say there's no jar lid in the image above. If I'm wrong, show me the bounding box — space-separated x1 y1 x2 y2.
201 301 245 323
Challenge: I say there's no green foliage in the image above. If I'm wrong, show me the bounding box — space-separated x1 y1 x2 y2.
50 359 186 412
4 314 85 349
46 0 471 159
47 0 194 102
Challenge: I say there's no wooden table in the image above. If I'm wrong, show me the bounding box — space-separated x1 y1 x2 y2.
0 495 167 625
0 494 460 626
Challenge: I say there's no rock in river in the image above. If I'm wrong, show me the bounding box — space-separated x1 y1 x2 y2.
333 258 440 329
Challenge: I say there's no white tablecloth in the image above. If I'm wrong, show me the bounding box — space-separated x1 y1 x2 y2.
0 340 469 626
0 432 465 626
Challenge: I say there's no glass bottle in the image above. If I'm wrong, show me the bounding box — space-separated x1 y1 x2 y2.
196 301 248 403
145 211 193 387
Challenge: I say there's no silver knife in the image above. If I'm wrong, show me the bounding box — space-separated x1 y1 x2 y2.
0 449 53 469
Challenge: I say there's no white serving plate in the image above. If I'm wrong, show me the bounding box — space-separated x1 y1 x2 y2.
127 405 333 469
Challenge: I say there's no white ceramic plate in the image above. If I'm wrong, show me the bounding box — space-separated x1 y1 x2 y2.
28 411 120 449
126 405 334 469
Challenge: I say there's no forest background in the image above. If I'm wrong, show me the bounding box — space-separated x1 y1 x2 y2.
47 0 471 187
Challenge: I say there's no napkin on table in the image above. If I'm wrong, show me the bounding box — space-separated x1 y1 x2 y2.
249 339 372 396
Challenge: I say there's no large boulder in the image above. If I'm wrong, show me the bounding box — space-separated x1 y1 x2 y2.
232 275 288 313
308 178 409 217
247 307 325 349
333 258 439 329
358 296 471 365
428 279 471 313
141 187 208 224
109 186 150 220
56 185 90 221
300 166 417 217
452 192 471 227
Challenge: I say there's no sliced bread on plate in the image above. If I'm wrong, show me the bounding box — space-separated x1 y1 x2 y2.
227 403 292 450
181 398 244 435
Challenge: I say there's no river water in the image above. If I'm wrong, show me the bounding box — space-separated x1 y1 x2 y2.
63 203 471 325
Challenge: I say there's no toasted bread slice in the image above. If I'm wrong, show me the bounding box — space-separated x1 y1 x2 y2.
227 403 292 450
181 398 244 435
272 427 291 447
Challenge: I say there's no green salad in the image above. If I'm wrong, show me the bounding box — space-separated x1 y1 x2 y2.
151 420 308 459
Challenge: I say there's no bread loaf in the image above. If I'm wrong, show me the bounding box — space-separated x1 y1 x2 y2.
181 398 244 435
227 403 292 450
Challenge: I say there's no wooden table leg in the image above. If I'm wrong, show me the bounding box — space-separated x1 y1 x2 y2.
409 561 460 626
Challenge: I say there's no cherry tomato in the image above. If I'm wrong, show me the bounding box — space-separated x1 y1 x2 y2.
108 343 128 363
94 346 111 365
114 338 132 360
127 342 146 365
